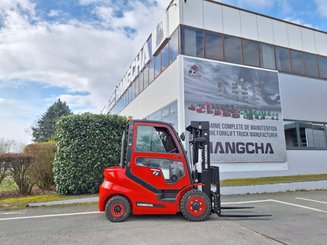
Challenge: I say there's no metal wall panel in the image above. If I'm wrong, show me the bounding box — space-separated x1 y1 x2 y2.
273 20 289 47
222 6 241 36
287 25 303 51
240 11 258 40
167 0 180 36
314 31 327 56
203 1 223 33
279 73 327 122
181 0 203 29
301 28 316 54
257 15 274 44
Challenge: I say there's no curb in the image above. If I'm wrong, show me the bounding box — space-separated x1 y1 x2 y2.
27 197 98 207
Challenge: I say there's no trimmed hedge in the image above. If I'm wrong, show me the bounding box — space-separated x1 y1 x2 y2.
54 113 126 195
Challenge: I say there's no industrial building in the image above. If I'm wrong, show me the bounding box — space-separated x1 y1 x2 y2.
106 0 327 179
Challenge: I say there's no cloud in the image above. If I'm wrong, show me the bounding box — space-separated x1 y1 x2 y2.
283 17 316 29
315 0 327 18
48 10 61 17
218 0 274 10
0 0 170 112
0 0 171 143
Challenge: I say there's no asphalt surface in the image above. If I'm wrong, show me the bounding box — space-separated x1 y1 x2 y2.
0 190 326 245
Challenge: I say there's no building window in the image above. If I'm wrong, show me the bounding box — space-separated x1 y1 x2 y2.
318 56 327 79
275 47 291 73
154 52 161 78
243 40 259 67
224 36 242 64
182 27 204 57
169 29 179 64
139 71 144 93
162 43 169 71
143 66 149 89
304 53 318 78
284 120 327 149
148 59 154 84
131 81 136 100
146 101 178 129
135 75 140 96
259 43 276 70
205 32 223 60
284 120 299 148
291 50 305 75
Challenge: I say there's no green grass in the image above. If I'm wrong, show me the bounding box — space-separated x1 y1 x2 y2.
0 193 97 208
0 177 17 192
221 174 327 187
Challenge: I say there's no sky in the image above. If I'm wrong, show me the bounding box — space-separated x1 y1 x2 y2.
0 0 326 145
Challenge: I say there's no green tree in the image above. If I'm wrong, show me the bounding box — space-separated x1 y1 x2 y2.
32 99 72 143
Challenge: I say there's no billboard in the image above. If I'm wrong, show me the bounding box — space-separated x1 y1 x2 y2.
184 57 287 163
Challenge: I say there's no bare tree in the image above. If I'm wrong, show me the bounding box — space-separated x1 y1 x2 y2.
0 138 15 153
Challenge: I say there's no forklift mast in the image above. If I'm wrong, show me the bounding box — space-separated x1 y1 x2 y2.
186 121 221 215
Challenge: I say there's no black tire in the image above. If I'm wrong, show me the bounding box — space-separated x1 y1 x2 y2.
105 196 131 222
180 189 211 222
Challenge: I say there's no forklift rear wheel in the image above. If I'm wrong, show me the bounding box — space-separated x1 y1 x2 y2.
180 189 211 221
105 196 130 222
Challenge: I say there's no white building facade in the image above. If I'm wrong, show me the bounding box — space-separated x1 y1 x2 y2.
106 0 327 179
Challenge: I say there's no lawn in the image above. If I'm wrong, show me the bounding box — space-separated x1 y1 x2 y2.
0 177 17 192
221 174 327 187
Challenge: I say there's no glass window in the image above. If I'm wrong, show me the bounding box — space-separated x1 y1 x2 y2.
260 43 276 70
136 125 179 153
139 71 144 93
243 40 259 66
136 157 185 184
205 32 223 60
148 58 154 84
284 121 298 148
291 50 305 75
169 29 179 63
143 66 149 89
131 81 135 100
182 27 204 57
318 56 327 79
135 76 140 96
162 43 169 71
224 36 242 64
275 47 291 72
304 53 318 78
154 53 161 78
162 106 170 118
299 122 327 148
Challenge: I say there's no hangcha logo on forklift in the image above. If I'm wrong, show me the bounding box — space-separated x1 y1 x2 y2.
136 202 165 208
136 202 154 207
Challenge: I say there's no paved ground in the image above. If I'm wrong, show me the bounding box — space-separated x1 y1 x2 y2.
0 190 326 245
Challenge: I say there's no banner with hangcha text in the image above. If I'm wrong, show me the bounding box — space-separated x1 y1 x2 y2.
184 57 287 163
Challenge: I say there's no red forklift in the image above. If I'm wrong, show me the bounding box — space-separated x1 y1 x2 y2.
99 120 267 222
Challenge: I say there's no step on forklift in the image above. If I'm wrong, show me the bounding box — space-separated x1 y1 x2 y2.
99 120 269 222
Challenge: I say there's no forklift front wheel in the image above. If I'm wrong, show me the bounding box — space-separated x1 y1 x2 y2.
180 189 211 222
105 196 131 222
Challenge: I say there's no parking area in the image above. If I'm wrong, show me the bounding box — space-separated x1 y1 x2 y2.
0 190 326 245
